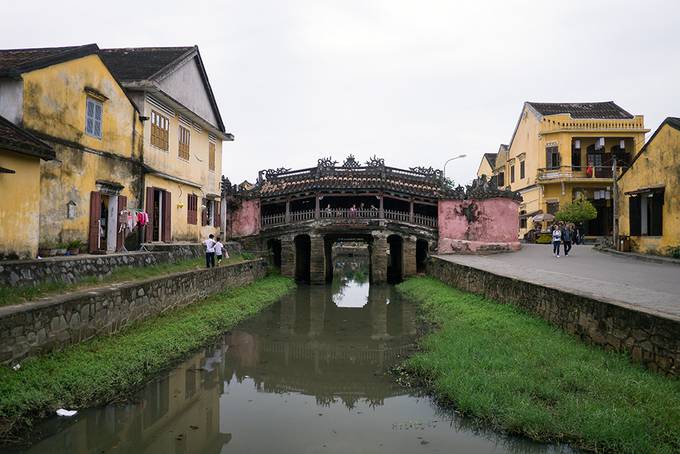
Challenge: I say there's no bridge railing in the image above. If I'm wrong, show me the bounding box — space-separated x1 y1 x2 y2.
261 209 438 228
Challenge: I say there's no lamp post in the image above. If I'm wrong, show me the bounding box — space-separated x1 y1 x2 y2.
443 154 467 180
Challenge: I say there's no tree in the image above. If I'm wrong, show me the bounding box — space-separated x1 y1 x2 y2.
555 197 598 223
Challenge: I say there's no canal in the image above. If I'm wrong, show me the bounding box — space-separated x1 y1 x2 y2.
14 270 570 453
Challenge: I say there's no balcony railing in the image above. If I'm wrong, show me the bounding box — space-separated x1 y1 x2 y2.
537 165 614 181
261 209 437 228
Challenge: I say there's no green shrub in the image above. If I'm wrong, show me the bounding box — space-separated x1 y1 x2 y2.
535 233 552 244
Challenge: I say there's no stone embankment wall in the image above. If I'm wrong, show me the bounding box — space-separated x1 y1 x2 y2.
0 259 266 365
0 242 244 287
428 257 679 376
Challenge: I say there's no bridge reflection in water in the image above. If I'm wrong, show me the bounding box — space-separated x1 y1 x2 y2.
20 273 567 454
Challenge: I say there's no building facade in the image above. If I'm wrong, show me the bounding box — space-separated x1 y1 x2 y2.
101 47 233 243
0 115 55 259
476 152 497 179
0 45 145 254
617 117 680 256
495 102 648 238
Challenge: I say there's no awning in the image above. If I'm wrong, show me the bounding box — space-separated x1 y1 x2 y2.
624 185 664 196
0 166 16 174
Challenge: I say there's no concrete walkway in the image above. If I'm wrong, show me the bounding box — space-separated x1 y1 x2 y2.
435 244 680 321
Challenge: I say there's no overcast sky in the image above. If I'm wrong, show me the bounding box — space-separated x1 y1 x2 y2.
3 0 679 185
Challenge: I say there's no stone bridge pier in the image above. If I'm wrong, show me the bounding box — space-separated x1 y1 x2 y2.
277 230 426 284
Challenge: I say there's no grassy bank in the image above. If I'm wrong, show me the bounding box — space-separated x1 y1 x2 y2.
0 254 250 307
397 277 680 453
0 274 294 441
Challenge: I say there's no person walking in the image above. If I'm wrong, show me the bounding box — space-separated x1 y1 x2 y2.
562 225 573 256
215 237 228 265
551 224 562 258
204 234 216 268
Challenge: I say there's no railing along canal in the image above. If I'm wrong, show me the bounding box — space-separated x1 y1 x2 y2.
261 209 437 228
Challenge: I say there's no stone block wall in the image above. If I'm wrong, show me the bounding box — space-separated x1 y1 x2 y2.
403 236 417 277
0 259 267 365
0 242 245 288
428 257 680 376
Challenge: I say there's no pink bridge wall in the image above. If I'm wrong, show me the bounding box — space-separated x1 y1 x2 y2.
229 199 261 238
438 198 520 254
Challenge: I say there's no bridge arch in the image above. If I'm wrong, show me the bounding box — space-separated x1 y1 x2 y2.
294 234 311 282
416 239 429 273
387 234 404 283
267 238 282 269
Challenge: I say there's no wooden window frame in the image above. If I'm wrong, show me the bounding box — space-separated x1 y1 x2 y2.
187 193 198 225
497 171 505 187
150 110 170 151
546 146 560 169
208 141 216 172
178 125 191 161
519 160 525 179
510 164 515 184
85 97 103 139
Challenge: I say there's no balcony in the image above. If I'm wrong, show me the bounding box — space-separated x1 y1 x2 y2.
537 166 614 182
261 208 437 229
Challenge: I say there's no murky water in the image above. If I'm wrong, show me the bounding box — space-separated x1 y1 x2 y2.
13 273 571 453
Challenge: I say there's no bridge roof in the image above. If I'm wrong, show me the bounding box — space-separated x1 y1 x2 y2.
253 155 447 201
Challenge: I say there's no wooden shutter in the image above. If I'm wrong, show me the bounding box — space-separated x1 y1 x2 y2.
162 191 172 242
214 201 221 227
187 194 193 224
88 191 101 253
629 196 641 236
116 195 127 252
650 192 664 236
145 187 155 242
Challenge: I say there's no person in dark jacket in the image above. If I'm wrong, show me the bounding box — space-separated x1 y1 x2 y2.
562 225 573 256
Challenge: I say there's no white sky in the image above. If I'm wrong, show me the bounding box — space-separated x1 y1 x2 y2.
3 0 679 185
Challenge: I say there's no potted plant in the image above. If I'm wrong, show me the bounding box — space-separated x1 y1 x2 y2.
55 242 69 256
38 243 55 258
67 240 83 256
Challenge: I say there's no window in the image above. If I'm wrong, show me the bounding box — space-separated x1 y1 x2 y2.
208 142 216 172
520 217 527 229
547 201 559 215
151 110 169 150
629 190 664 236
546 146 560 169
85 98 102 138
510 164 515 183
202 198 212 226
497 171 505 187
519 160 525 179
572 141 582 170
178 125 191 160
187 194 198 225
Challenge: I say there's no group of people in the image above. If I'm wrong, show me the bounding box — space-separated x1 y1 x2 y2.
550 222 577 258
203 234 228 268
323 202 379 218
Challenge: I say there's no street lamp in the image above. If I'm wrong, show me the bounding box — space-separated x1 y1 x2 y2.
443 154 467 179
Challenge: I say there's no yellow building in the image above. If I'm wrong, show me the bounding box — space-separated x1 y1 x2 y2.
495 102 648 238
101 47 233 243
476 152 497 179
0 44 145 254
617 117 680 256
0 115 55 259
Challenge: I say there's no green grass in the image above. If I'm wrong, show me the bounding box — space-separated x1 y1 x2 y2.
397 277 680 453
0 255 249 307
0 274 295 441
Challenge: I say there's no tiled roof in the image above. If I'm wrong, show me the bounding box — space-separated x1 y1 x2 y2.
527 101 634 119
484 153 497 168
100 47 195 82
0 44 98 77
0 115 54 160
258 169 443 200
666 117 680 131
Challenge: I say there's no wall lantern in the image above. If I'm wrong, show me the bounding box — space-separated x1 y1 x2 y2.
596 137 605 150
620 139 625 149
574 139 581 149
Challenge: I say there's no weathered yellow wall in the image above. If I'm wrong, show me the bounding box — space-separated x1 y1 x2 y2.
618 123 680 255
0 150 41 258
476 156 493 178
22 55 141 159
20 55 144 245
142 98 223 241
144 174 219 242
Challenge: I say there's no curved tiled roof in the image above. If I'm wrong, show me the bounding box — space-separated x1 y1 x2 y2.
0 114 54 160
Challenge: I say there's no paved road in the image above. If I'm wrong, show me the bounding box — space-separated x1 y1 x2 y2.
435 244 680 321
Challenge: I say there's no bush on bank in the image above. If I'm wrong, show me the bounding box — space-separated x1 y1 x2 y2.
0 274 295 442
397 277 680 453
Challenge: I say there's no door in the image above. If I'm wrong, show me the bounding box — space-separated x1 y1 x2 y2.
162 190 172 242
88 191 101 253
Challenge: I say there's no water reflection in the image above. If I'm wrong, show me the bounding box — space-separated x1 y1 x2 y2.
14 269 571 454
